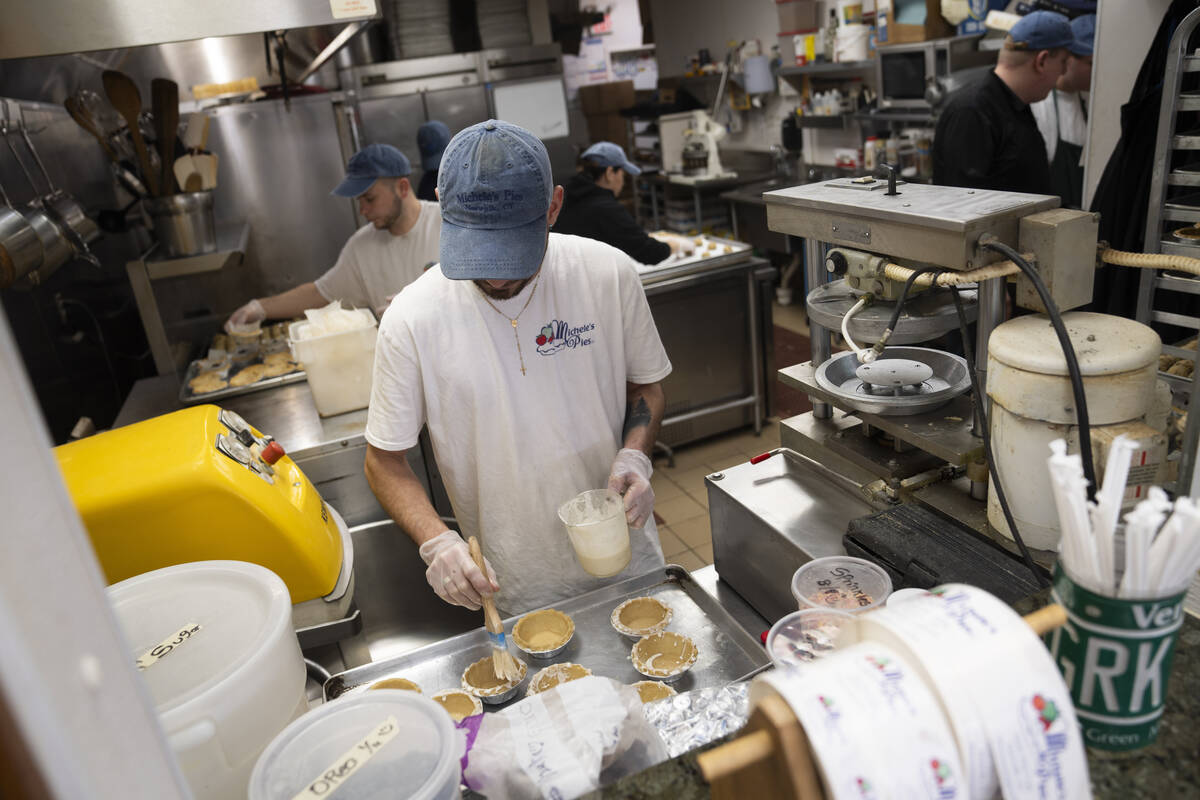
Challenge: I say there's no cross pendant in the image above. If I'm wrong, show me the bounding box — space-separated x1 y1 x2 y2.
521 365 526 375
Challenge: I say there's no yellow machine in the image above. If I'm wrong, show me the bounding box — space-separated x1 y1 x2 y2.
56 405 354 627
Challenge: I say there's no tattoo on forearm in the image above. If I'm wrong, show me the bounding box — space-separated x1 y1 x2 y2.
623 396 652 438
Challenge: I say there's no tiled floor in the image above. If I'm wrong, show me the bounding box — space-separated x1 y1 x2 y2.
650 300 804 570
651 417 782 570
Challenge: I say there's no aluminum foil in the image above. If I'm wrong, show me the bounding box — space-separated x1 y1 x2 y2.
642 681 751 758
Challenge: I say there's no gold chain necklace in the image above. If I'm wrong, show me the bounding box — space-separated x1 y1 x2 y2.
475 272 542 375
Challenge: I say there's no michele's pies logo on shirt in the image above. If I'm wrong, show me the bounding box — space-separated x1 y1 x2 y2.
535 319 595 355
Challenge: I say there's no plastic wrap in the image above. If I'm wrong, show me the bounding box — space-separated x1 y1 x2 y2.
642 681 751 758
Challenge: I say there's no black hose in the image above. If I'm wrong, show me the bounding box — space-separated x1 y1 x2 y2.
978 237 1096 501
950 287 1048 587
870 267 947 358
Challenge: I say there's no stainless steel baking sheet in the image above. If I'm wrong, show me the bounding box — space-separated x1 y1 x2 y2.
177 359 307 405
324 565 770 706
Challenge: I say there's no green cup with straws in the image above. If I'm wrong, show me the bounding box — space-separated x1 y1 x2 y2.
1046 564 1187 751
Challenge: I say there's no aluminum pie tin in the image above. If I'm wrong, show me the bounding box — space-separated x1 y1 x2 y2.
511 608 575 659
526 663 593 697
460 656 527 704
611 596 674 640
631 631 699 683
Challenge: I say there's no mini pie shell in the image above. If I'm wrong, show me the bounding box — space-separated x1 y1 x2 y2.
633 680 677 703
511 608 575 653
368 677 421 693
632 631 699 678
461 655 527 696
527 663 592 695
611 596 673 636
432 689 483 721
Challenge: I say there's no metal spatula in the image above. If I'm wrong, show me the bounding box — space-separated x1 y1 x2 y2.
467 535 521 683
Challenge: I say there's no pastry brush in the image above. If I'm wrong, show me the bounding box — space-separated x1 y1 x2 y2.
467 536 521 682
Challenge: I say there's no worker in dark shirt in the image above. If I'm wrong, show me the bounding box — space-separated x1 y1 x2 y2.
416 120 449 202
554 142 688 265
933 11 1073 195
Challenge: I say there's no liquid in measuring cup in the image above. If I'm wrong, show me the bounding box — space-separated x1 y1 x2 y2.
558 489 631 577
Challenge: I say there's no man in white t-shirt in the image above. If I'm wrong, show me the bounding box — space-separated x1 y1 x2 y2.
364 120 672 615
224 144 441 330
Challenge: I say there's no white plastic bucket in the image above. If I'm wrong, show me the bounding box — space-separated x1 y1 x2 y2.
107 560 308 800
288 308 377 417
835 24 870 63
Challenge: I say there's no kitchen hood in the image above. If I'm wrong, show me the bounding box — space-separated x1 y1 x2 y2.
0 0 381 60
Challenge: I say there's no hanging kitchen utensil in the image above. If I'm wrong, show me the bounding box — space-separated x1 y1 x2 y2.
184 173 204 192
102 70 160 196
64 95 119 163
151 78 179 194
15 104 100 246
0 172 44 289
1 123 73 284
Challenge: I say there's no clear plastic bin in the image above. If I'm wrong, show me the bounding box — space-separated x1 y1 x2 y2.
288 309 377 417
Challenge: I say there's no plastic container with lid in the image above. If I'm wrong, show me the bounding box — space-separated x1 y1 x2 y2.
766 608 854 669
288 308 377 417
791 555 892 613
250 690 464 800
107 560 308 800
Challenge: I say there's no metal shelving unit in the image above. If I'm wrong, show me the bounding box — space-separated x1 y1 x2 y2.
1138 7 1200 495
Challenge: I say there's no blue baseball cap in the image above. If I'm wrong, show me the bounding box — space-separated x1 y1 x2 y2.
331 143 412 197
1008 10 1074 51
437 120 553 281
1068 14 1095 57
581 141 641 176
418 120 451 171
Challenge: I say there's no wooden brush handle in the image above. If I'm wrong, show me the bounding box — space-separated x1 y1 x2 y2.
467 536 503 635
1023 603 1067 636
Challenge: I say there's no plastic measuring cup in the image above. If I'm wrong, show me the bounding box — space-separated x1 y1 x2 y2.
557 488 631 577
791 555 892 613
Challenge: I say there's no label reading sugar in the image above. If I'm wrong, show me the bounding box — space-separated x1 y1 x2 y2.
136 623 202 671
330 0 377 19
292 716 399 799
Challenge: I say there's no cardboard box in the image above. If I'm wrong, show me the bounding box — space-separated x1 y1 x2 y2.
584 112 629 151
578 80 635 115
776 0 819 33
876 0 954 45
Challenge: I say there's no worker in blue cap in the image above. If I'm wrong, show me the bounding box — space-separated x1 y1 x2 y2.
933 10 1074 195
553 141 692 265
416 120 450 202
225 143 441 328
1031 14 1096 207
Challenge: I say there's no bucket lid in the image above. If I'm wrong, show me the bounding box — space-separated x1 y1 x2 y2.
988 312 1160 376
249 690 462 800
107 560 293 716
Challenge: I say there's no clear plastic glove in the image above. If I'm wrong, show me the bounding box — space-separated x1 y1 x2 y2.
607 448 654 529
224 298 265 334
419 530 499 610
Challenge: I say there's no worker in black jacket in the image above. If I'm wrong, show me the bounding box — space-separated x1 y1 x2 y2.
554 142 689 265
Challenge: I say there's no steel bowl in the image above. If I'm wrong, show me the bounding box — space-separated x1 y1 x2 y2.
814 347 971 417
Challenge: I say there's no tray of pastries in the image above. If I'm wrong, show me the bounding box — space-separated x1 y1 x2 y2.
178 322 305 405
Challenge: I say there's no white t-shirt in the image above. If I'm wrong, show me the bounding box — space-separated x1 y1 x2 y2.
1030 89 1088 164
314 200 441 312
365 233 673 614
